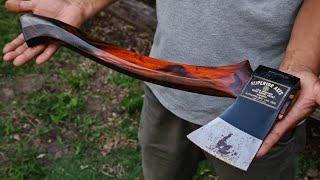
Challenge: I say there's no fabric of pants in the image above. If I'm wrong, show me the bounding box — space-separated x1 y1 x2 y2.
138 85 306 180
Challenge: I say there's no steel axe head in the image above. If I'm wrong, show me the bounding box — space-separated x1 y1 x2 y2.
188 66 300 171
188 117 262 170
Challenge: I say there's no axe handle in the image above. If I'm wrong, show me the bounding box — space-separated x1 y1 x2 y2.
21 14 253 98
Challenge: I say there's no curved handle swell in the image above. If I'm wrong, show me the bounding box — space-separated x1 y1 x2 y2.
20 14 253 98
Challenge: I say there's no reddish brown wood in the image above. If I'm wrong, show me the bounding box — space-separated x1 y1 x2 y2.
20 14 253 98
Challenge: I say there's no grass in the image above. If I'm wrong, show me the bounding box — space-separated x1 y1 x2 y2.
108 72 144 115
25 92 85 124
46 148 142 180
297 155 319 177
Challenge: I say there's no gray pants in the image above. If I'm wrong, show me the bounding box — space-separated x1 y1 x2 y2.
139 86 306 180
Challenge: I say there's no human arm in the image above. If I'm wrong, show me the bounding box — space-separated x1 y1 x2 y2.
257 0 320 157
2 0 115 66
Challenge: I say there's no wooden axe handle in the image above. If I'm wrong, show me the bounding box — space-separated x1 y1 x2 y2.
20 14 253 97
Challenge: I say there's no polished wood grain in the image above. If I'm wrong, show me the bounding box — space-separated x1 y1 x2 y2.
20 14 253 98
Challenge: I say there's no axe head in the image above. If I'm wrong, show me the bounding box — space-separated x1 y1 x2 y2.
188 66 300 171
187 117 263 171
188 117 262 170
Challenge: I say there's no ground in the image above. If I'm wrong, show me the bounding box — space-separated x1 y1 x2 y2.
0 1 320 179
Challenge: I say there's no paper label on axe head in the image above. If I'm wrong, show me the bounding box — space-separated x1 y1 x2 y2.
241 76 290 109
187 65 300 171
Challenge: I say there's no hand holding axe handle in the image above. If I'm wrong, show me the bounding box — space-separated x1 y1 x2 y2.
19 14 300 171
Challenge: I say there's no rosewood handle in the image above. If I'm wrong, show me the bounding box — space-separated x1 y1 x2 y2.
20 14 253 98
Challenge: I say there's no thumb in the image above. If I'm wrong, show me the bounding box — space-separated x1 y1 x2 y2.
313 80 320 105
5 0 35 12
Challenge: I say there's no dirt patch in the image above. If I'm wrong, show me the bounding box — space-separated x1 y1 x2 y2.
86 96 104 114
84 11 154 55
13 74 45 94
101 135 137 156
0 88 15 104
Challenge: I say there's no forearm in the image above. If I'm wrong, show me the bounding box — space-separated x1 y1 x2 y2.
75 0 117 22
280 0 320 75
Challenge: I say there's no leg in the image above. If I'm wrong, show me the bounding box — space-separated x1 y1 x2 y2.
206 123 306 180
139 85 205 180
